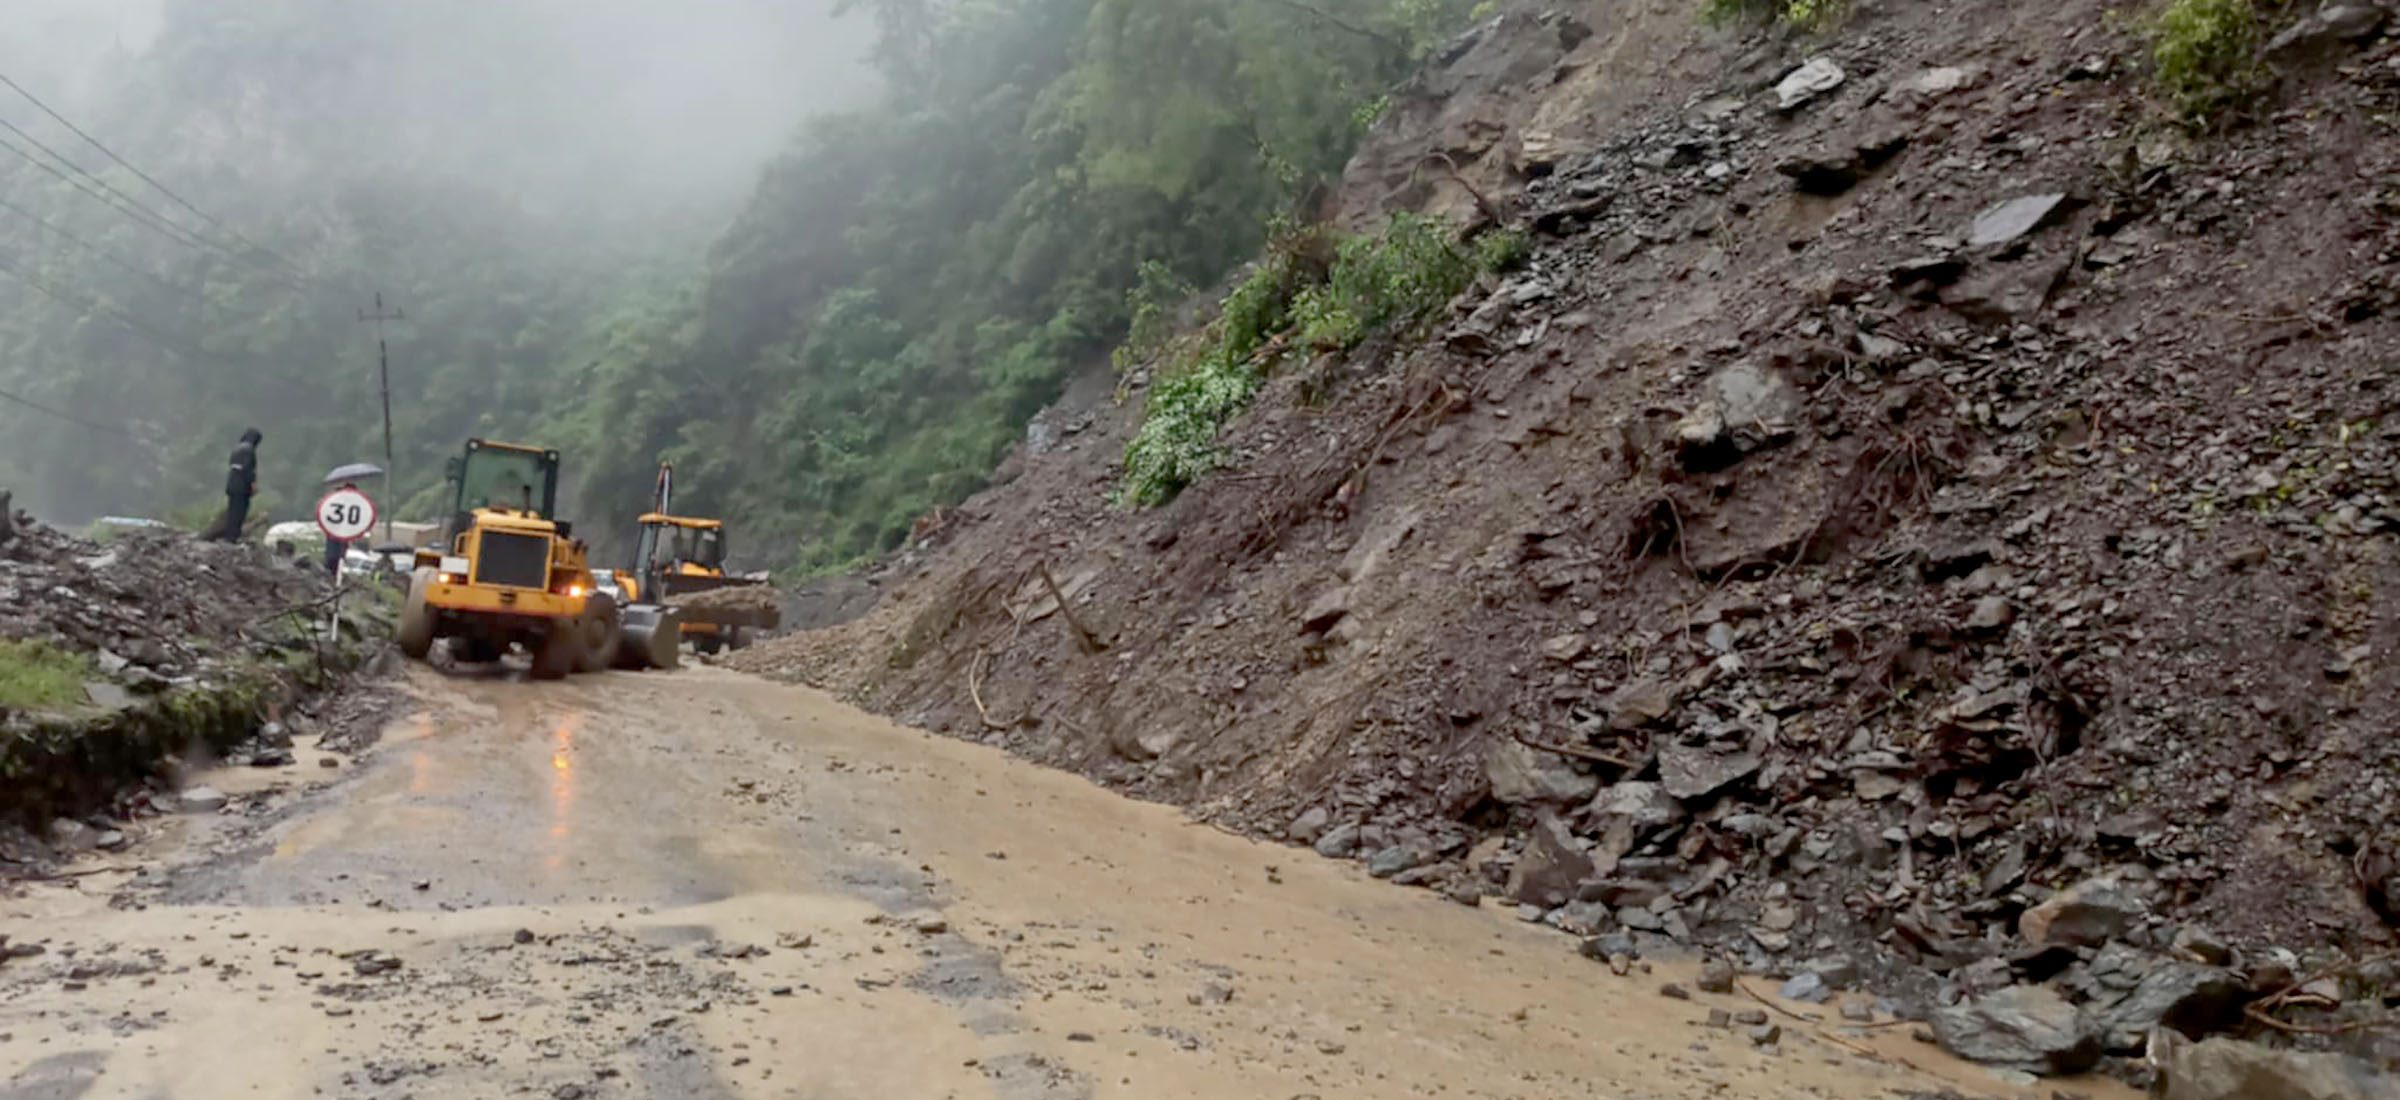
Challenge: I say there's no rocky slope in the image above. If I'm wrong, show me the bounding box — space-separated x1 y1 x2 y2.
737 0 2400 1081
0 507 393 848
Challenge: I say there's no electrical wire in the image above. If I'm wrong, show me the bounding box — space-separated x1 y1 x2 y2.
0 193 202 300
0 69 304 277
0 382 150 441
0 127 225 257
0 249 228 372
0 69 333 288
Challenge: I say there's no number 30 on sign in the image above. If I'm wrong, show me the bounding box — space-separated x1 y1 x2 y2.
316 486 378 541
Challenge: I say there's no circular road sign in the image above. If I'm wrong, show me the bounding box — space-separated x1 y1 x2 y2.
315 486 378 542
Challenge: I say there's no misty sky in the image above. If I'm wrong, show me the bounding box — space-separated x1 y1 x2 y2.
2 0 876 217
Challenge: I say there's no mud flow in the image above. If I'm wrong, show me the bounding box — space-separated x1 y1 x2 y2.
0 668 2115 1099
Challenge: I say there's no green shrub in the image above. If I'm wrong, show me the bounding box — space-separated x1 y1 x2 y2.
1291 213 1499 351
1117 245 1312 508
1703 0 1847 29
0 639 93 714
1118 215 1522 506
2149 0 2265 120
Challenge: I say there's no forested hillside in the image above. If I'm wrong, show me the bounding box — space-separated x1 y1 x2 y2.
553 0 1490 571
0 0 866 533
1 0 1488 573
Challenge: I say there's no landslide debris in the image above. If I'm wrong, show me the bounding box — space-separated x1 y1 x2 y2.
739 0 2400 1082
0 506 395 847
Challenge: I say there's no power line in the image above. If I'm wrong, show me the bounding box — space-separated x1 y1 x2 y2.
0 127 224 257
0 249 225 369
0 382 150 442
0 193 200 300
0 69 322 287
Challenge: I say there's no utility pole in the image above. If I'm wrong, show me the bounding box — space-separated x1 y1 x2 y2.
358 293 405 544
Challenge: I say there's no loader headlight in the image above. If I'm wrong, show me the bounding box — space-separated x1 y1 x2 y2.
568 583 588 598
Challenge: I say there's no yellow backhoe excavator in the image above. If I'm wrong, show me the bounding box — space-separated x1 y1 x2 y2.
601 463 779 654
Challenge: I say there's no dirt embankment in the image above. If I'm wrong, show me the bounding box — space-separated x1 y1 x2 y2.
739 0 2400 1081
0 507 396 851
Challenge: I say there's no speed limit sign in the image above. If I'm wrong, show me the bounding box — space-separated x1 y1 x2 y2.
316 486 378 542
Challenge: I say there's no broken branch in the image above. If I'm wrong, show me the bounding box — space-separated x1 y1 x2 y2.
1737 980 1822 1023
1039 562 1105 655
1510 728 1632 769
966 649 1010 732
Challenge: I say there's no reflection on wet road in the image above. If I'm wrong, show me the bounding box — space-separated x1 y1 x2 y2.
0 666 2084 1100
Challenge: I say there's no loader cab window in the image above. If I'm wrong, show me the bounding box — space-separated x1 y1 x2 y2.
672 526 725 570
452 443 559 521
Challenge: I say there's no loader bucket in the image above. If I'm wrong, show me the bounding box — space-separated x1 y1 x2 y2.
614 603 683 671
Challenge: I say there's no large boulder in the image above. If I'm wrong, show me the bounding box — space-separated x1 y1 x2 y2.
1485 739 1597 805
2084 948 2245 1053
1930 984 2101 1076
2153 1034 2400 1100
2019 875 2145 947
1505 814 1593 908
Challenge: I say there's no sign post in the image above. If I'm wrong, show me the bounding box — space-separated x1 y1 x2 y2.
315 485 378 545
315 485 378 651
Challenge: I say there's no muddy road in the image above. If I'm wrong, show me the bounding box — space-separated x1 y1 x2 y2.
2 667 2096 1099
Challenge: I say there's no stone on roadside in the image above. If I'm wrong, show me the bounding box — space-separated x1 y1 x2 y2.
178 787 228 813
1505 814 1593 908
1841 1001 1875 1023
1778 971 1832 1004
2150 1034 2400 1100
1706 1007 1731 1029
1732 1009 1769 1027
1484 738 1597 805
1313 822 1362 859
1540 633 1587 663
1286 806 1331 844
1366 846 1418 879
1748 1022 1782 1046
2019 875 2144 947
1929 984 2100 1076
1698 957 1737 994
1659 982 1690 1000
2171 925 2232 966
2089 960 2244 1054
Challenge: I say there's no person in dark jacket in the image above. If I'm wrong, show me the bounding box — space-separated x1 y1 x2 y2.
221 427 261 542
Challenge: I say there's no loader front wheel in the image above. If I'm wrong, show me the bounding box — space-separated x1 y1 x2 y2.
530 624 582 681
576 593 621 674
397 569 436 660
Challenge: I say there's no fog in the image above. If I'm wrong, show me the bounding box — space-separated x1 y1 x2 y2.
1 0 876 221
0 0 879 523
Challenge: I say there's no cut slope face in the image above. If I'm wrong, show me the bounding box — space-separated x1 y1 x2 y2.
739 0 2400 1048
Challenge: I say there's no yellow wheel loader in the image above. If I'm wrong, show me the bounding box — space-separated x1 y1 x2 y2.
395 439 682 678
602 463 780 655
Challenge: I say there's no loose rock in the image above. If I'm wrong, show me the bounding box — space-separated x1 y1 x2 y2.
1929 985 2100 1076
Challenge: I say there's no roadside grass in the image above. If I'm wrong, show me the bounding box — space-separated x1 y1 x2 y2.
0 639 94 713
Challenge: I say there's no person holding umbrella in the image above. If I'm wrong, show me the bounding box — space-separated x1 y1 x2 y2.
319 463 385 576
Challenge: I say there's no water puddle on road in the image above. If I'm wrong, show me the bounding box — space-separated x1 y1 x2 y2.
1 667 2135 1099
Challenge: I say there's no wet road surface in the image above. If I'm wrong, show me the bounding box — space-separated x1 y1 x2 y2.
0 666 2097 1099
